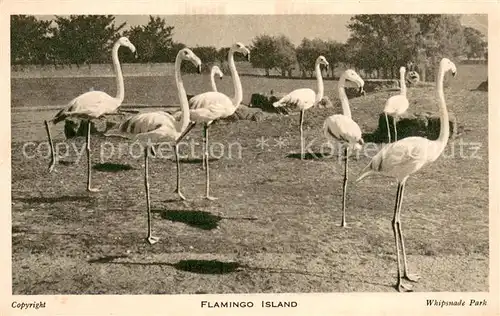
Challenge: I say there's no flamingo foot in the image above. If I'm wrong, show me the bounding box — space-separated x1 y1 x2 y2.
340 222 350 228
395 281 414 292
87 187 100 193
146 236 159 245
173 189 186 201
206 195 218 201
403 274 421 283
48 158 57 173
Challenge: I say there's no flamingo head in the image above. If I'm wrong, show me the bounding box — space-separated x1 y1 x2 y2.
233 42 251 61
344 69 365 95
179 48 202 74
316 55 329 71
117 37 137 57
441 58 457 77
212 65 224 80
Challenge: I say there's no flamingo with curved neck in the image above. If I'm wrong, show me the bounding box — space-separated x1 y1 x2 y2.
323 69 365 227
273 55 329 159
210 65 224 92
107 48 202 244
182 42 250 200
44 36 136 192
356 58 457 292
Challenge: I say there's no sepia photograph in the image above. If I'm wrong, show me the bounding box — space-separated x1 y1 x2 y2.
4 2 498 314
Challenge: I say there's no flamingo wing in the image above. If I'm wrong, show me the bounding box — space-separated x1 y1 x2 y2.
273 88 315 110
384 94 409 115
323 114 363 144
188 91 235 122
64 91 119 118
116 111 179 143
363 137 433 179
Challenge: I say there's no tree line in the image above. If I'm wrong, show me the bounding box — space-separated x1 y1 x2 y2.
11 14 487 80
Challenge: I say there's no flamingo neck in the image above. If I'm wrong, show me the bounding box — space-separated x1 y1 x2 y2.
436 65 449 148
112 42 124 104
314 61 324 103
228 49 243 107
337 76 352 118
210 68 218 92
400 69 407 96
174 56 190 133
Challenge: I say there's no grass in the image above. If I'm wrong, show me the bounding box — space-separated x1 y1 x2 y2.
11 64 488 294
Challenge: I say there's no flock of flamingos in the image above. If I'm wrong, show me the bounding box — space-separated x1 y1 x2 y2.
41 36 457 292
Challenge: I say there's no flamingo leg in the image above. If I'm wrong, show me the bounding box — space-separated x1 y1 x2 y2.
202 123 207 170
173 143 186 201
204 124 217 201
144 146 159 245
393 182 413 292
384 112 391 143
44 120 57 172
172 121 196 200
86 121 99 192
393 116 398 142
299 109 305 159
396 180 420 283
341 146 349 227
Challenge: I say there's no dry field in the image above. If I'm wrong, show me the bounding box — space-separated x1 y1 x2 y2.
11 64 488 294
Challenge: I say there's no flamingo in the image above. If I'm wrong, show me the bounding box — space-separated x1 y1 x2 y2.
356 58 457 292
323 69 365 228
44 36 136 192
384 66 409 143
108 48 202 244
273 55 329 159
185 65 224 101
177 65 224 170
184 42 250 200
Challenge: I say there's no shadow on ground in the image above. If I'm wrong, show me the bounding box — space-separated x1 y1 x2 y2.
175 158 220 164
87 256 388 288
13 195 94 204
153 209 258 230
286 152 332 160
93 163 136 172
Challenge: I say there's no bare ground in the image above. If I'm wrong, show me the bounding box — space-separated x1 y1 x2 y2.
11 64 489 294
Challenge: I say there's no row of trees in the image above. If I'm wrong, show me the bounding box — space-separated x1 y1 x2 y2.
11 14 487 80
249 15 487 80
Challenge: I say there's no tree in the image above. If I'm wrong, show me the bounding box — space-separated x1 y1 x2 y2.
249 34 276 76
347 14 466 81
11 15 53 65
296 38 327 78
123 15 175 63
273 35 297 77
51 15 126 67
325 40 346 78
463 26 487 59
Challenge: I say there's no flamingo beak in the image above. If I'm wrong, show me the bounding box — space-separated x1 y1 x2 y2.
219 75 223 80
247 53 250 62
452 71 457 77
197 65 202 74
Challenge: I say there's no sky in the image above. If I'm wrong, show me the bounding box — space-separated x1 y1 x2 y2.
36 14 488 48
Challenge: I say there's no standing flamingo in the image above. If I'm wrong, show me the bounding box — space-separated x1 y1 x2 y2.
185 42 250 200
323 69 365 228
273 56 329 159
185 65 224 101
356 58 457 292
109 48 202 244
384 66 409 143
44 36 136 192
179 65 224 170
